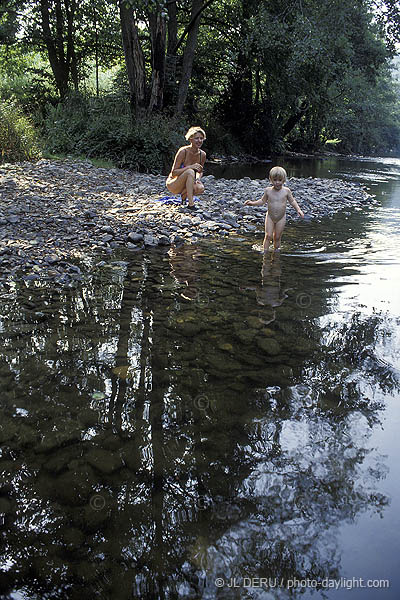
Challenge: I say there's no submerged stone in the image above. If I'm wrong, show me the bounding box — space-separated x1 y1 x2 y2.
235 328 257 344
85 448 123 474
256 337 281 355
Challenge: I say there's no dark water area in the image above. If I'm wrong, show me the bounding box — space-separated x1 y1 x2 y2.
207 153 400 184
1 156 400 599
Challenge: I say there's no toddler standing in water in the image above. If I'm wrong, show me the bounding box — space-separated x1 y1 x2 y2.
244 166 304 252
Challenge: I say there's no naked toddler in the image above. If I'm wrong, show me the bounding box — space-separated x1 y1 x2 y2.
244 166 304 252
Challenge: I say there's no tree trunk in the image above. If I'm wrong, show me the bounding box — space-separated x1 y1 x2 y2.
40 0 69 97
282 100 310 138
175 0 203 115
64 0 78 90
220 0 254 147
119 1 146 117
148 9 167 114
164 0 178 107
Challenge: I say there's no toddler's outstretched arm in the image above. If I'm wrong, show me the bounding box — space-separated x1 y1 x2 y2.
244 191 267 206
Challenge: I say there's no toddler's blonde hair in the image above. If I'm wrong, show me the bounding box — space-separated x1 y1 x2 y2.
185 126 206 140
269 166 287 181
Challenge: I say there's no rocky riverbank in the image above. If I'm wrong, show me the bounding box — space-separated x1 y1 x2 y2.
0 158 375 286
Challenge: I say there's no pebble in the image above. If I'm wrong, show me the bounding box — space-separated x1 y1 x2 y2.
0 158 375 286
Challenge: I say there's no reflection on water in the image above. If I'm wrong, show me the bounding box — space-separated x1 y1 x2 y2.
241 253 291 325
207 154 400 182
1 156 400 599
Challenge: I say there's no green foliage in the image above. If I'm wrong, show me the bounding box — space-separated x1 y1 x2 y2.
0 51 58 118
204 0 400 156
1 0 400 159
0 0 23 44
42 93 185 172
326 71 400 155
201 117 243 156
0 98 41 162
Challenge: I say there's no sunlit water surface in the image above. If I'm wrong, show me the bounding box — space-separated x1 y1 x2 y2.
1 156 400 599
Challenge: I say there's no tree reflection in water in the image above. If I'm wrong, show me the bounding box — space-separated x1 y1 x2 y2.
0 242 398 599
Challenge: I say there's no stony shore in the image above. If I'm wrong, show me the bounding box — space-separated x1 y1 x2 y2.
0 158 375 286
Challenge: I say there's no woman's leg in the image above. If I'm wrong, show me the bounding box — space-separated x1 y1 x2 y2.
193 180 205 196
185 169 196 206
183 181 203 206
166 169 196 205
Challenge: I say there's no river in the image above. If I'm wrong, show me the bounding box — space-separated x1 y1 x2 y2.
0 155 399 599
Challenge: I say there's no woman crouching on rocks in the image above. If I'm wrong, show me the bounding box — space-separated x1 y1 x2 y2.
166 126 206 211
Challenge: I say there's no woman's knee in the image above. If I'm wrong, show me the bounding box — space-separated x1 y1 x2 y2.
184 168 196 179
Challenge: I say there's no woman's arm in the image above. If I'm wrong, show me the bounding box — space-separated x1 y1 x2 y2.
171 147 203 177
197 150 206 178
170 148 186 177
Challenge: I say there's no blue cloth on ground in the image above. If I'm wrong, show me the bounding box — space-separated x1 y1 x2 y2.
155 195 199 205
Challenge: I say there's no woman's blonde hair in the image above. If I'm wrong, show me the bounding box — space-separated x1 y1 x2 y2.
185 126 206 141
269 166 287 181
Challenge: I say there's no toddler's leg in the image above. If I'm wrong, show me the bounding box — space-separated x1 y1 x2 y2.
263 213 274 252
273 215 286 250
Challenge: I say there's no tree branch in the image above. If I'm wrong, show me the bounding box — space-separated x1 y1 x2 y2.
173 0 217 53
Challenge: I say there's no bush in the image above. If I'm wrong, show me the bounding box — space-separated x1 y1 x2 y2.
202 116 243 157
0 98 41 163
0 51 58 122
42 93 187 174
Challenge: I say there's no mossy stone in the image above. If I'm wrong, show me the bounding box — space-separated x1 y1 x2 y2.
235 328 257 344
218 342 234 352
53 467 96 506
79 408 99 428
246 316 263 329
62 526 85 550
44 446 81 474
260 327 275 337
0 421 19 444
85 448 122 474
256 337 281 355
175 321 205 336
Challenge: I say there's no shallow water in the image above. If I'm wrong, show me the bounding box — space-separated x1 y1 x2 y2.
1 156 400 599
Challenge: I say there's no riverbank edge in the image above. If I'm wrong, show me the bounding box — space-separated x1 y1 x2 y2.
209 149 400 164
0 158 376 288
